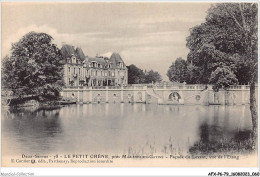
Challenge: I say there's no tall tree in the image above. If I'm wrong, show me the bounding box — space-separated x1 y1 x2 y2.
127 64 162 84
185 63 200 84
2 32 64 99
167 57 187 83
186 3 258 143
144 70 162 84
127 64 145 84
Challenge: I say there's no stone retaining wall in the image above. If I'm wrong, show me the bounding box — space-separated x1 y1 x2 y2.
60 85 257 105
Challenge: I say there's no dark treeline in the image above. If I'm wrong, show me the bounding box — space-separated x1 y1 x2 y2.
127 64 162 84
167 56 247 86
167 3 257 145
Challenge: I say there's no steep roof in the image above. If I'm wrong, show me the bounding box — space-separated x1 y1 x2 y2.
61 44 86 62
61 44 126 68
88 57 107 65
110 53 125 67
75 47 85 61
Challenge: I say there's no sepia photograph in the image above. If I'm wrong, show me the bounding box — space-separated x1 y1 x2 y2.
1 1 259 175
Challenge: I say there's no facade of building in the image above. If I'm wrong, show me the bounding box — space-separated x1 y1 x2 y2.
61 44 128 87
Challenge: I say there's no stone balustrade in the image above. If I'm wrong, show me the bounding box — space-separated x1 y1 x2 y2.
63 84 254 91
60 84 257 105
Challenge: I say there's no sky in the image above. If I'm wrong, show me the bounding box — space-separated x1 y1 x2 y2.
2 2 213 80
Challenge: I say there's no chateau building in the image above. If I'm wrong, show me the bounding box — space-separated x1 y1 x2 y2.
61 44 128 87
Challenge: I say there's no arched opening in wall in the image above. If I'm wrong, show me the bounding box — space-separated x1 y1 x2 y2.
113 93 117 103
97 94 101 103
168 92 181 102
230 93 237 105
230 93 236 100
225 91 229 105
71 93 75 100
195 95 201 102
214 92 219 104
138 92 142 101
127 94 132 103
147 95 152 103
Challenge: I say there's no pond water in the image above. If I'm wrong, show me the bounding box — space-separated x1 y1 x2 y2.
2 104 252 156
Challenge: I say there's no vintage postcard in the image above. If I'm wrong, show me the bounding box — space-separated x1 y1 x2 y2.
1 1 259 171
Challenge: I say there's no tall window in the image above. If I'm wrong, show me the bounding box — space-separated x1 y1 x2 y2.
79 68 80 75
74 68 75 74
68 67 70 73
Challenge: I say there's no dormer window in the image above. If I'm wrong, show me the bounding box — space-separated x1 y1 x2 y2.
92 62 97 68
72 56 76 64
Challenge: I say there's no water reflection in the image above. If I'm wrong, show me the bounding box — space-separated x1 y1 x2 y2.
2 108 62 155
189 106 253 154
2 104 252 156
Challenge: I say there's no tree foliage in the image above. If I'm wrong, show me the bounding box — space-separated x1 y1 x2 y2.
127 64 146 84
127 64 162 84
2 32 64 98
167 57 187 83
209 65 238 91
186 3 257 88
144 70 162 84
